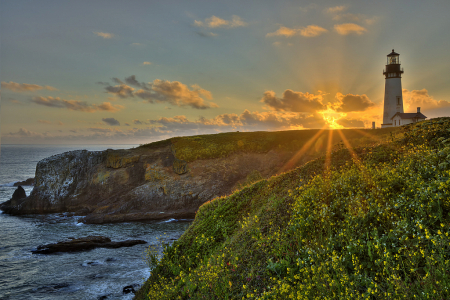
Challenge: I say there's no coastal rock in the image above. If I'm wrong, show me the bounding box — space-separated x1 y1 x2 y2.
11 186 27 201
31 235 146 254
0 137 314 223
123 284 139 294
14 178 35 186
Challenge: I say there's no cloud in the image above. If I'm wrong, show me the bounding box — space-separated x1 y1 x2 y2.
403 89 450 111
31 96 124 112
7 128 44 137
261 90 325 113
193 15 247 28
334 23 367 35
336 118 366 128
133 119 143 125
131 43 142 46
57 121 64 125
38 120 52 124
267 25 327 38
104 76 218 109
102 117 120 126
1 81 57 92
105 84 135 98
335 93 374 112
325 6 347 13
142 61 152 65
196 31 218 38
93 31 114 39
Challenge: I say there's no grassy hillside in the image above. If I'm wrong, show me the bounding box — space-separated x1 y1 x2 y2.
135 119 450 299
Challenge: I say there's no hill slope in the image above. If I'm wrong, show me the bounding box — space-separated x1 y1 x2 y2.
136 118 450 299
1 128 394 224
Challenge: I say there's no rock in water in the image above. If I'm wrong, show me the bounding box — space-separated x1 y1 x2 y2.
13 178 35 186
31 235 146 254
11 186 27 201
123 284 138 294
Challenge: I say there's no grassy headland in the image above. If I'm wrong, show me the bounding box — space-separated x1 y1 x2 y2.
136 119 450 299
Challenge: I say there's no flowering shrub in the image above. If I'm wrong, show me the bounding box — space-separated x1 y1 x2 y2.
136 118 450 300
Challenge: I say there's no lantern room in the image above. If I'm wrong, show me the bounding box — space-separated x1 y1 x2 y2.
383 49 403 79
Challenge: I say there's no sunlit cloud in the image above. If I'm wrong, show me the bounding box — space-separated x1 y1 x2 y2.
142 61 152 65
266 25 328 38
104 76 218 109
335 93 375 112
7 128 44 138
131 43 142 46
31 96 124 112
93 31 114 39
133 119 143 125
1 81 57 92
57 121 64 125
334 23 367 35
193 15 247 28
38 120 52 124
403 88 450 111
261 90 325 113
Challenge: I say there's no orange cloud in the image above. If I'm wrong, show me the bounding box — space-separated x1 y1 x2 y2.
93 31 114 39
261 90 325 113
194 15 247 28
267 25 328 38
105 76 218 109
335 93 375 112
403 89 450 111
1 81 57 92
334 23 367 35
31 96 124 112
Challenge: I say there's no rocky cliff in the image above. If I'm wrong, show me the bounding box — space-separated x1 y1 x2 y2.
1 129 395 224
0 140 300 223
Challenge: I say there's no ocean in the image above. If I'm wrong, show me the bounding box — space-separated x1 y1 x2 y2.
0 144 191 300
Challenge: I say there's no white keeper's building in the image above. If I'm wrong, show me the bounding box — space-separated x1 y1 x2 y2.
381 49 426 128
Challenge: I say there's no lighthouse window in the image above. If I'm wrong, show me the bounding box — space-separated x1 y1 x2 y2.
397 97 401 105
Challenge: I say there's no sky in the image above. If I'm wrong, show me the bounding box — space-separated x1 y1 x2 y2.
1 0 450 145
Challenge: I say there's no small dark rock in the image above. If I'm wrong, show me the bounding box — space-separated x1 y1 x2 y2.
11 186 27 201
105 257 117 262
14 178 35 186
97 295 111 300
123 284 139 294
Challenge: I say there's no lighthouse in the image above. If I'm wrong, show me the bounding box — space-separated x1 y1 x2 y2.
381 49 404 128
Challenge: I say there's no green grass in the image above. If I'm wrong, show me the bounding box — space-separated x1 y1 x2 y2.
135 120 450 299
136 128 399 163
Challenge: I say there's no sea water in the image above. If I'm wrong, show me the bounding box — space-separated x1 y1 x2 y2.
0 145 191 300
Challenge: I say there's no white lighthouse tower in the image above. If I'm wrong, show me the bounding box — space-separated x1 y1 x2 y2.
381 49 404 128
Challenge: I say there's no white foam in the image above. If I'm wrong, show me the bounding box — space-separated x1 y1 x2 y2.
160 218 176 223
0 182 17 187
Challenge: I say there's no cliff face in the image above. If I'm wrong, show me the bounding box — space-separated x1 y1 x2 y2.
1 142 297 223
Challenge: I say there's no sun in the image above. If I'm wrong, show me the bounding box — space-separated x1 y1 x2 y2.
319 107 346 129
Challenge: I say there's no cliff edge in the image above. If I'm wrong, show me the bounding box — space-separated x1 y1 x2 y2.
0 129 395 223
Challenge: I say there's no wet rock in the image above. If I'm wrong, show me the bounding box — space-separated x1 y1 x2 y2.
11 186 27 201
14 178 35 186
123 284 139 294
31 235 146 254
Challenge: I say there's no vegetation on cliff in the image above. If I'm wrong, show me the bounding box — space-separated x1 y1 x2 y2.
135 118 450 299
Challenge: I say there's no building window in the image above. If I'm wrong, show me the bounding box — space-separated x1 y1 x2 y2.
397 97 401 105
395 120 396 126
